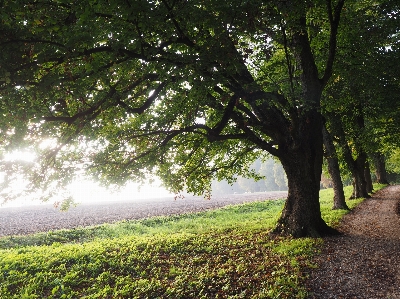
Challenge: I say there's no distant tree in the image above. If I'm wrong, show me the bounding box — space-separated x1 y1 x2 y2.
259 159 280 191
236 176 259 193
372 153 389 185
222 158 285 193
325 110 371 199
386 149 400 181
322 124 347 209
273 163 287 191
211 179 242 195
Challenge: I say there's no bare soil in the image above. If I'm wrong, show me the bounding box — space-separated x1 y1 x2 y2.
307 185 400 299
0 191 287 237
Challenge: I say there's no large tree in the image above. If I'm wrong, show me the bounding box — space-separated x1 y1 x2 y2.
1 0 349 237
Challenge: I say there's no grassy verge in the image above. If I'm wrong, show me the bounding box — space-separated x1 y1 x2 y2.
0 184 386 299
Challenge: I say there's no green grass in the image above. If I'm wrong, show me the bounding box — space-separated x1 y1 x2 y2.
319 183 387 227
0 184 386 299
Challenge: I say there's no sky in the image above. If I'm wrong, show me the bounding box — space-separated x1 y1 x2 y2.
0 150 174 208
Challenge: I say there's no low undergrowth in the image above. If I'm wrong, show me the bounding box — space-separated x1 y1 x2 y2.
0 185 385 298
319 183 386 227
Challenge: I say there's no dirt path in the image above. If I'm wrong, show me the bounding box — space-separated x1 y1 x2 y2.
307 185 400 299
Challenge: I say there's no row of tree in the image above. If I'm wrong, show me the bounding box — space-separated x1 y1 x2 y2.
319 0 400 210
213 149 400 197
1 0 399 237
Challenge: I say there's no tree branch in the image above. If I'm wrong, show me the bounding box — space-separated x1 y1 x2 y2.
127 124 248 144
0 38 67 49
161 0 197 48
211 93 239 135
281 22 295 94
116 81 167 114
321 0 345 85
40 87 115 124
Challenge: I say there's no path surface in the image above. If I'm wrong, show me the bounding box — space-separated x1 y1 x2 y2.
307 185 400 299
0 191 287 237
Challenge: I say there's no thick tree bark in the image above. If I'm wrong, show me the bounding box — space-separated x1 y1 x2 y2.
350 106 371 198
350 152 370 199
270 2 344 237
273 111 339 237
322 125 348 210
364 160 373 193
328 114 370 199
373 152 389 184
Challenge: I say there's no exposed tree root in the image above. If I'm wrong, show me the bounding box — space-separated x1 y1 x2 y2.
271 219 341 238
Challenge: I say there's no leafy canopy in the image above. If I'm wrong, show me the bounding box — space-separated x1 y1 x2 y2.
0 0 351 200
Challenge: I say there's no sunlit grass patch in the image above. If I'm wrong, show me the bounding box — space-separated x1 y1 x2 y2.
0 185 386 298
0 199 285 249
0 227 313 298
320 183 386 227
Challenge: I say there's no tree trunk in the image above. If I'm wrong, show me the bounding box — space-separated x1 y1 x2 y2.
271 5 344 237
373 152 389 184
350 106 371 198
274 150 338 237
272 111 338 237
350 152 370 199
322 125 348 210
364 160 373 193
331 118 370 200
